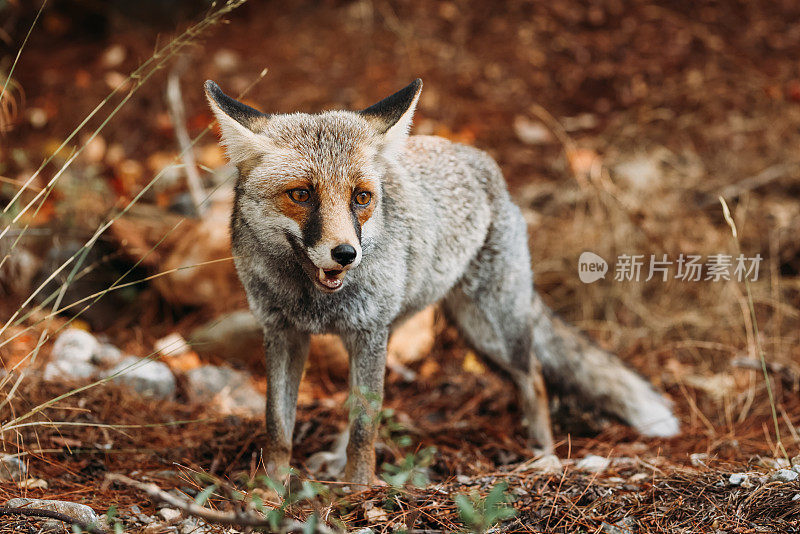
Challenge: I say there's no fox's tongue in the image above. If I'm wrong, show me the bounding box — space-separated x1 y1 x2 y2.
317 268 344 289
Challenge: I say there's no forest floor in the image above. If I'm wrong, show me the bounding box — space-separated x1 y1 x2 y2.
2 0 800 532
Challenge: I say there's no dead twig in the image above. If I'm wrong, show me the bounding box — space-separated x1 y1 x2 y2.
0 506 108 534
107 473 265 527
700 163 799 208
106 473 337 532
166 60 206 215
732 357 800 391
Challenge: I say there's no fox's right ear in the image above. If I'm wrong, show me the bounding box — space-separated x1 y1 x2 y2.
204 80 269 163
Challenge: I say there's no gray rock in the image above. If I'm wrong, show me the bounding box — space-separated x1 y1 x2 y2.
601 518 636 534
513 116 552 145
159 507 182 522
179 517 215 534
104 356 176 399
5 498 100 526
41 520 64 533
189 310 263 362
186 365 264 414
690 453 709 467
577 454 611 473
94 343 125 366
728 473 751 487
0 454 26 482
771 469 799 483
613 154 662 191
43 359 97 381
52 328 100 364
46 329 127 380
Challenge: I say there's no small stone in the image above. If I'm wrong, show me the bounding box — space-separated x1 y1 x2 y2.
758 456 790 469
0 454 26 482
690 453 709 467
17 477 48 489
46 329 127 379
6 498 99 526
43 359 97 381
179 517 215 534
613 154 662 191
40 520 63 533
791 454 800 468
365 507 387 522
189 310 263 363
104 356 176 399
143 523 176 534
52 328 100 363
94 343 125 366
577 454 611 473
771 469 798 483
600 521 629 534
728 473 749 486
130 505 154 524
185 365 264 414
158 508 182 522
793 493 800 501
613 517 637 532
513 116 552 145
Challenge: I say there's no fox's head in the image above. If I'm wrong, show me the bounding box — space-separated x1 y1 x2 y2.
205 79 421 293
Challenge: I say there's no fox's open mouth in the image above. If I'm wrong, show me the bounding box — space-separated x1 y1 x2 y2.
284 233 351 293
316 268 346 291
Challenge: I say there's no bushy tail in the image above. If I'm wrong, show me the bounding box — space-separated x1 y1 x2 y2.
530 292 679 437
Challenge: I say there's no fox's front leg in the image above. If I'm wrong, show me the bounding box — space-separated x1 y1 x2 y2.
263 325 310 483
342 329 389 485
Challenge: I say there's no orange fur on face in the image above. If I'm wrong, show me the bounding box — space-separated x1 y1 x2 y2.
276 180 312 227
270 173 377 243
353 179 377 228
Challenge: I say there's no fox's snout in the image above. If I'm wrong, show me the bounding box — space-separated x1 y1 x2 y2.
306 233 362 271
331 244 357 266
302 198 365 272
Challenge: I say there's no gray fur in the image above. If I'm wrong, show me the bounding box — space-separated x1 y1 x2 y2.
206 80 679 485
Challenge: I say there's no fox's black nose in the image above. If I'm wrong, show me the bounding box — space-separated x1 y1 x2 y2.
331 244 357 266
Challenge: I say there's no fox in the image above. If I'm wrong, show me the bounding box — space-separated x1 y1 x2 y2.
204 78 679 485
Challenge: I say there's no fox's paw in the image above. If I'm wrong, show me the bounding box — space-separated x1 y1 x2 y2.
521 454 562 474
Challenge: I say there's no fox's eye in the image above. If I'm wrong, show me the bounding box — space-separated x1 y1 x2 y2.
288 189 311 203
354 191 372 206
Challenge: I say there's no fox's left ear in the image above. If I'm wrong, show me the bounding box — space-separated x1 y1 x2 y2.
204 80 269 163
360 79 422 159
